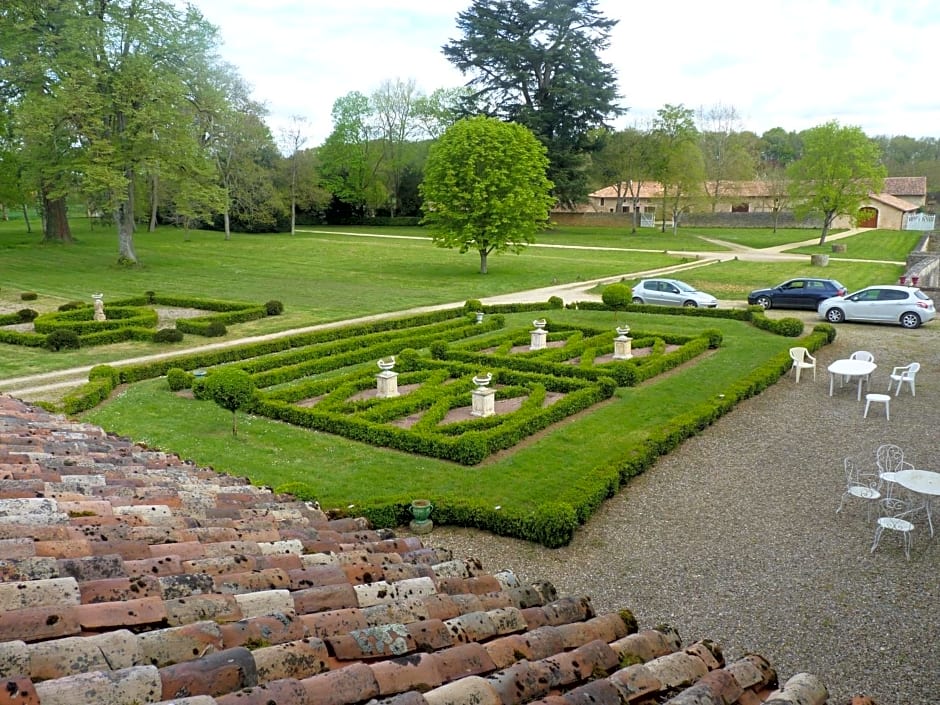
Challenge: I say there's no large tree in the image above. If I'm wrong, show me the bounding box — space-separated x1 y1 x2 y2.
443 0 622 206
420 116 554 274
318 92 386 216
787 121 886 245
697 103 755 212
590 127 657 232
651 104 703 234
0 1 229 262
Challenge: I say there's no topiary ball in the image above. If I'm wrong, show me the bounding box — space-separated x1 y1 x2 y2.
17 309 38 322
46 328 80 351
153 328 184 343
265 300 284 316
20 292 38 301
204 321 227 337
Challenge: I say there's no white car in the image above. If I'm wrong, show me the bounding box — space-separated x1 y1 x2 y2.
631 278 718 308
818 285 936 329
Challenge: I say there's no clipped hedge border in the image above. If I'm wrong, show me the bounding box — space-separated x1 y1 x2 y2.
34 306 159 335
252 358 614 466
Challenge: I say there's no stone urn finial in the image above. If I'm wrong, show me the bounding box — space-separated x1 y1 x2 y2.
616 325 631 337
472 372 492 389
377 356 396 372
532 318 547 329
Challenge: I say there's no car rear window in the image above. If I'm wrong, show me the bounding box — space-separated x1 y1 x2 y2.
914 289 930 300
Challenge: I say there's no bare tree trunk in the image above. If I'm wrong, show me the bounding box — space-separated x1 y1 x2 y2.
479 249 488 274
22 204 32 233
818 213 834 246
223 209 231 241
149 173 159 232
116 173 138 264
42 193 73 243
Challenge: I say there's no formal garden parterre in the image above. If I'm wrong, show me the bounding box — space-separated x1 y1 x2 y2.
57 297 836 548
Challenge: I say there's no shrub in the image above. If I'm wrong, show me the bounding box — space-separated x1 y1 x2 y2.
774 317 805 337
20 292 38 301
192 376 210 400
145 291 156 303
17 309 38 322
153 328 184 343
88 365 120 386
463 299 483 312
601 283 632 309
46 328 80 351
702 328 723 349
205 321 227 337
166 367 192 391
264 300 284 316
547 296 564 309
58 301 87 311
205 367 255 435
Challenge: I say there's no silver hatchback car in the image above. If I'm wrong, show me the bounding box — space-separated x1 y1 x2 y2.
818 285 936 329
631 278 718 308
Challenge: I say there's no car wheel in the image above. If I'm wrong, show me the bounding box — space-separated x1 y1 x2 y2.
899 312 921 329
682 300 698 308
825 308 845 323
631 297 644 304
756 295 772 309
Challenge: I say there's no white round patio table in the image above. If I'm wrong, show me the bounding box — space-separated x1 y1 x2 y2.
892 469 940 537
827 359 876 401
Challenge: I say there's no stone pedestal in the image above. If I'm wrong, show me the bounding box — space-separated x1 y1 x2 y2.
475 312 485 324
376 371 399 398
613 335 633 360
530 319 547 350
471 387 496 417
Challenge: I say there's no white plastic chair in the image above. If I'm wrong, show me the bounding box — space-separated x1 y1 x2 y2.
849 350 875 386
837 457 880 519
871 496 916 560
788 347 816 383
887 362 920 397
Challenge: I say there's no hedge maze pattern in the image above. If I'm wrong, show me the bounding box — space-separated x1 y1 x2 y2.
173 312 715 465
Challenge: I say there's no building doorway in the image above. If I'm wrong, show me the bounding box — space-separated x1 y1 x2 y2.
858 207 878 228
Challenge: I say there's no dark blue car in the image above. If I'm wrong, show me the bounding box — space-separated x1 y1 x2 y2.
747 278 847 310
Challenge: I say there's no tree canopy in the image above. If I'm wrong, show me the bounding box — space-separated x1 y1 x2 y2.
787 121 886 244
443 0 622 206
420 116 554 274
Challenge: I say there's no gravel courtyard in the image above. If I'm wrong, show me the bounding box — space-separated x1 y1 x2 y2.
423 316 940 705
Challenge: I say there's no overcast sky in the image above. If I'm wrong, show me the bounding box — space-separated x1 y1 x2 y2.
183 0 940 146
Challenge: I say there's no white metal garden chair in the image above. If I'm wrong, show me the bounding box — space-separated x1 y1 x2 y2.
871 496 917 560
837 457 881 519
874 444 913 498
887 362 920 397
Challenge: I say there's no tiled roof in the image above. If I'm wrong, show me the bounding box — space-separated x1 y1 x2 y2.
867 192 920 211
0 394 841 705
883 176 927 197
589 177 927 200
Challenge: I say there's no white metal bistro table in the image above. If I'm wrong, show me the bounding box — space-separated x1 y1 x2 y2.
827 359 876 401
892 469 940 536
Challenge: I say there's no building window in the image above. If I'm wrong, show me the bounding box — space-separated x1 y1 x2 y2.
732 202 749 213
599 197 605 206
622 205 630 213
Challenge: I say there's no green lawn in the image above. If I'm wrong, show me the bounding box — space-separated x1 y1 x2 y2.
785 229 920 261
677 227 837 249
84 309 798 519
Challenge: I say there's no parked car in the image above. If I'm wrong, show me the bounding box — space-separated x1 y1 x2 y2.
631 278 718 308
747 278 847 310
817 285 936 329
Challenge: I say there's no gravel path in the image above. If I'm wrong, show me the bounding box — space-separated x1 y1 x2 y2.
420 315 940 705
